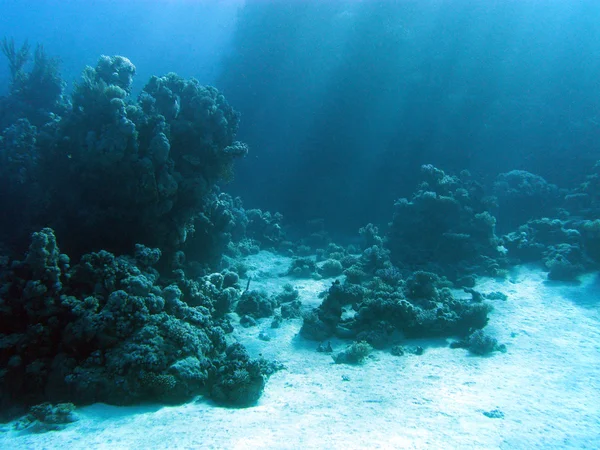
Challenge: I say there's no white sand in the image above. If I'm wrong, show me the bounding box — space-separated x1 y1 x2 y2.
1 251 599 449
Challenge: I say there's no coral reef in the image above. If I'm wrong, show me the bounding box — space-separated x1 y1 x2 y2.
301 270 492 347
14 402 78 433
209 343 271 407
0 229 278 420
564 161 600 219
235 289 277 319
287 257 319 278
319 258 344 277
0 52 252 263
497 161 600 279
503 218 593 281
0 38 65 128
493 170 560 232
386 165 504 280
5 41 596 427
300 280 365 341
50 59 247 258
273 283 299 304
450 329 506 356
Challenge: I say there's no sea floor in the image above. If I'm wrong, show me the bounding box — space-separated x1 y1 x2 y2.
1 251 599 450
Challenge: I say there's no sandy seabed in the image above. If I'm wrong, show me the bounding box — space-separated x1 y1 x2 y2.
2 251 599 450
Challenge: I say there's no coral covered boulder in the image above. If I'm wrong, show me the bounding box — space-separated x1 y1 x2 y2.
387 165 503 279
0 229 277 420
0 53 249 261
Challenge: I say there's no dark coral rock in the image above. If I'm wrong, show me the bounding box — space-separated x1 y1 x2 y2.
483 409 504 419
222 270 240 289
299 309 332 341
258 331 271 342
316 341 333 353
493 170 560 232
503 218 594 279
300 281 365 340
361 245 391 273
15 402 78 433
95 55 136 92
134 244 162 267
375 265 403 286
485 291 508 301
209 343 267 407
356 321 395 349
359 223 384 250
270 314 283 328
466 330 505 355
339 254 359 269
451 329 506 355
464 288 485 303
350 269 492 341
404 271 443 302
1 54 248 261
239 315 257 328
333 341 372 365
390 345 405 356
235 289 277 319
579 220 600 261
245 209 284 248
287 257 318 278
545 249 584 282
281 300 302 319
456 275 476 288
319 258 344 277
566 161 600 219
410 346 424 356
0 229 275 421
387 165 503 279
274 283 299 303
343 265 368 284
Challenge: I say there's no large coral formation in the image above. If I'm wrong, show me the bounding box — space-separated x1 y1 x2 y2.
493 170 560 233
0 47 287 420
565 161 600 219
301 271 490 346
52 58 247 258
490 163 600 280
0 229 276 420
0 53 250 262
387 165 503 280
503 218 595 281
496 161 600 280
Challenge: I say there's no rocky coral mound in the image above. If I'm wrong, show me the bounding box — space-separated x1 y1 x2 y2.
0 52 249 261
301 271 491 348
0 229 279 421
387 165 504 279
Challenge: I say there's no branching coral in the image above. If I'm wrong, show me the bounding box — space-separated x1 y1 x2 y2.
1 37 30 81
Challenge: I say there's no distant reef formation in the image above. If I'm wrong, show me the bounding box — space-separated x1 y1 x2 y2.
296 164 599 352
382 164 599 283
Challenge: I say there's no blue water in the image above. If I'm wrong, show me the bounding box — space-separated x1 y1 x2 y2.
0 0 242 93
